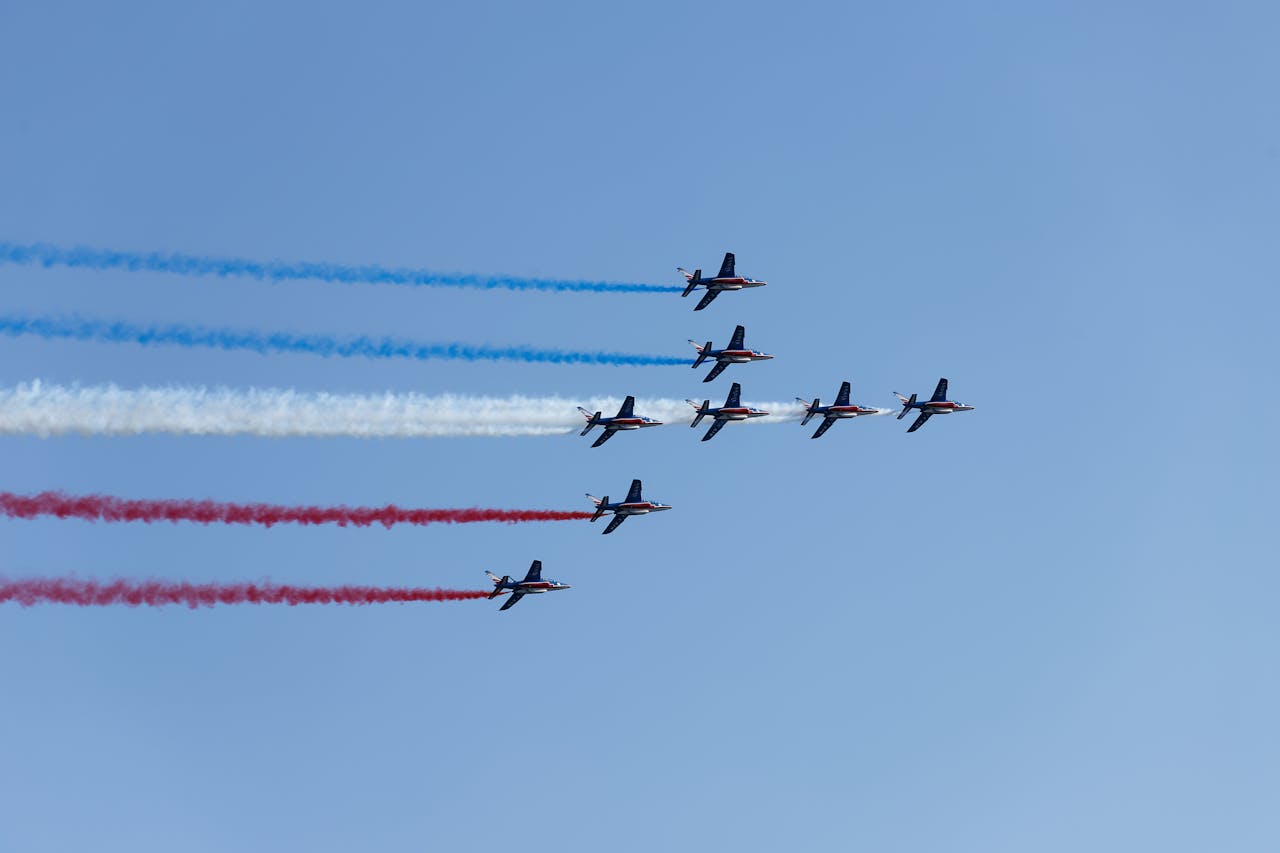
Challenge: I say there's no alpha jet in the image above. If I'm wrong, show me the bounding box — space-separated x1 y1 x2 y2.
485 560 571 611
689 325 773 382
797 381 881 439
586 479 671 535
677 252 767 311
577 395 663 448
686 381 769 442
893 378 975 433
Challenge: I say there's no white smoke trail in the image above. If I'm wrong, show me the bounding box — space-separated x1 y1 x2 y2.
0 381 806 439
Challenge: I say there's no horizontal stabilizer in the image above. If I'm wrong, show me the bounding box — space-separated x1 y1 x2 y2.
691 341 712 368
590 498 608 522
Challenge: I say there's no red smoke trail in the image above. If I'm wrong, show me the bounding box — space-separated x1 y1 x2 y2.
0 577 494 608
0 491 593 529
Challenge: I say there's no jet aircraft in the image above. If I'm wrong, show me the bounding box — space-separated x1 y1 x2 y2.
797 381 880 439
689 325 773 382
586 479 672 535
577 395 663 448
485 560 571 611
686 381 769 441
893 378 975 433
677 252 767 311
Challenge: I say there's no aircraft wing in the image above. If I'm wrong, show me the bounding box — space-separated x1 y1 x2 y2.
602 515 627 535
616 395 635 419
694 289 720 311
499 591 526 611
907 412 932 433
590 428 616 448
728 325 746 350
724 382 742 409
834 381 851 407
931 378 948 402
717 252 735 279
701 418 727 442
812 415 839 439
703 361 729 383
625 479 644 503
521 560 543 583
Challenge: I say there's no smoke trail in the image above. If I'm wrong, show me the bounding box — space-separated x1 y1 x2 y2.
0 241 681 293
0 315 687 367
0 577 492 608
0 381 807 439
0 491 593 528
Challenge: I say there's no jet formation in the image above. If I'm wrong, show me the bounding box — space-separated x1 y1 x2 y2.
499 253 975 611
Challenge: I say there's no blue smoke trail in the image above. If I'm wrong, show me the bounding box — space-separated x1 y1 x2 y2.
0 242 683 293
0 315 689 366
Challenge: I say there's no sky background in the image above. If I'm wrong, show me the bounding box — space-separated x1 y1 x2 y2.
0 2 1277 850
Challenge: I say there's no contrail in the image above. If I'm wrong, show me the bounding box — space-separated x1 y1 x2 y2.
0 576 493 608
0 241 682 293
0 490 593 528
0 381 807 439
0 314 686 367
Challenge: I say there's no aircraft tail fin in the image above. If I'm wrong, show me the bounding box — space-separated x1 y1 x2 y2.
688 399 711 428
486 572 510 599
799 398 819 426
690 340 713 368
894 392 916 420
578 408 602 435
589 497 608 523
680 268 702 298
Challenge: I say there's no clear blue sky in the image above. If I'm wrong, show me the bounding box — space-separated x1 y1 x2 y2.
1 2 1277 850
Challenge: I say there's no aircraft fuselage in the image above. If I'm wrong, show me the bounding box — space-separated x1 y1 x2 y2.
603 418 662 431
919 401 974 415
508 581 570 594
613 502 672 516
715 349 772 364
713 407 768 421
705 278 766 291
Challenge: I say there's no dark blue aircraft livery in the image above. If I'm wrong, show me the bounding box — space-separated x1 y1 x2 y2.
689 325 773 382
577 396 663 448
486 560 571 611
677 252 768 311
796 381 881 439
686 382 769 442
586 479 672 535
893 378 975 432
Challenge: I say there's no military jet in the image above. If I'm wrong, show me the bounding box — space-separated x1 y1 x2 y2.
586 479 672 535
797 381 881 439
677 252 767 311
689 325 773 382
577 396 663 448
893 378 975 433
485 560 571 611
686 381 769 441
